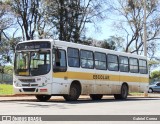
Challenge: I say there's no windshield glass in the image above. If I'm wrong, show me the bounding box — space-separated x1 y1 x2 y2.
15 50 51 76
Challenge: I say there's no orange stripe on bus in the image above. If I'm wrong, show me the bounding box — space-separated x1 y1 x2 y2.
53 71 149 83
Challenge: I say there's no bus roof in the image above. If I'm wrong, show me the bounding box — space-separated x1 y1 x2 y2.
17 39 147 59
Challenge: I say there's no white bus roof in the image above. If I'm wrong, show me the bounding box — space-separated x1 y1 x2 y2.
18 39 147 59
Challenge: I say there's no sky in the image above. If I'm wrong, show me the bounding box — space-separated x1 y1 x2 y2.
85 21 114 40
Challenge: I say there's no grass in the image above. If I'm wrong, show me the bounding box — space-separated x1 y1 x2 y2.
0 84 13 95
129 92 145 96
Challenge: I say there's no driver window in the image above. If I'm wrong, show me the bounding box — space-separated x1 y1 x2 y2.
53 49 67 72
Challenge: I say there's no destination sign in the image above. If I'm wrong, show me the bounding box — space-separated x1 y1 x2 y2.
16 41 51 50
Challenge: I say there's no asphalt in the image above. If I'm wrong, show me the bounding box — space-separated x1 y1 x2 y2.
0 93 160 101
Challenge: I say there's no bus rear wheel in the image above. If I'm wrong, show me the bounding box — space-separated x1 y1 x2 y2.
90 94 103 100
63 84 81 101
35 95 51 102
114 84 128 100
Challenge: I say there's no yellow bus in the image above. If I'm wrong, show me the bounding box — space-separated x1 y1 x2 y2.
13 39 149 101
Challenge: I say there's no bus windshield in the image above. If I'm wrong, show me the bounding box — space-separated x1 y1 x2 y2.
14 50 51 76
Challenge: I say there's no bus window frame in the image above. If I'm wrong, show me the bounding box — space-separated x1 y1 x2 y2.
94 51 107 70
119 56 129 72
107 54 119 71
67 47 80 68
139 59 148 74
80 49 94 69
129 57 139 73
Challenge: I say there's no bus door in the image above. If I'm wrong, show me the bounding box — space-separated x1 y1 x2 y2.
52 48 68 94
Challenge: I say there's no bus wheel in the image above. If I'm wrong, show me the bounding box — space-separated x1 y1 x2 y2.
35 95 51 102
90 94 103 100
63 84 81 101
114 84 128 100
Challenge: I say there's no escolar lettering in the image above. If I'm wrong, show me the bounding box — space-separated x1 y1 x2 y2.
93 75 109 80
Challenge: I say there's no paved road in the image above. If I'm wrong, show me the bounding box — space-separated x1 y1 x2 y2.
0 95 160 124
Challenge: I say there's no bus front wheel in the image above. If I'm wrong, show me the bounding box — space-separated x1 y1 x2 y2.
35 95 51 102
63 84 81 101
114 84 128 100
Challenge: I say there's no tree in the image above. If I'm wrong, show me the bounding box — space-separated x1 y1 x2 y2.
107 0 160 57
150 70 160 79
100 39 116 50
4 65 13 74
0 1 13 36
8 0 52 40
79 37 117 50
4 0 109 42
148 60 160 72
44 0 108 42
0 1 14 65
100 36 125 50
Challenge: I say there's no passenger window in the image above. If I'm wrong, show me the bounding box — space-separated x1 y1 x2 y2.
129 58 139 73
80 50 94 69
68 48 80 67
139 59 148 74
95 52 107 70
107 54 118 71
119 56 129 72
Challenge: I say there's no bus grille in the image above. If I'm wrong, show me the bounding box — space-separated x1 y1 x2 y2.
22 84 38 87
19 79 36 82
23 88 36 92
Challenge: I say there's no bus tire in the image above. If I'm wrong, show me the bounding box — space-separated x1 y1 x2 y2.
90 94 103 100
35 95 51 102
114 84 128 100
63 84 81 101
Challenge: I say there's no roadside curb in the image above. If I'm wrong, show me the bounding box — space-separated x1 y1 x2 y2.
0 94 33 97
0 94 160 101
1 93 159 97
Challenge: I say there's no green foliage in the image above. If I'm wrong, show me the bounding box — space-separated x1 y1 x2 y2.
0 84 13 95
148 60 159 66
148 60 160 72
100 36 125 50
150 70 160 79
100 40 116 50
4 65 13 74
